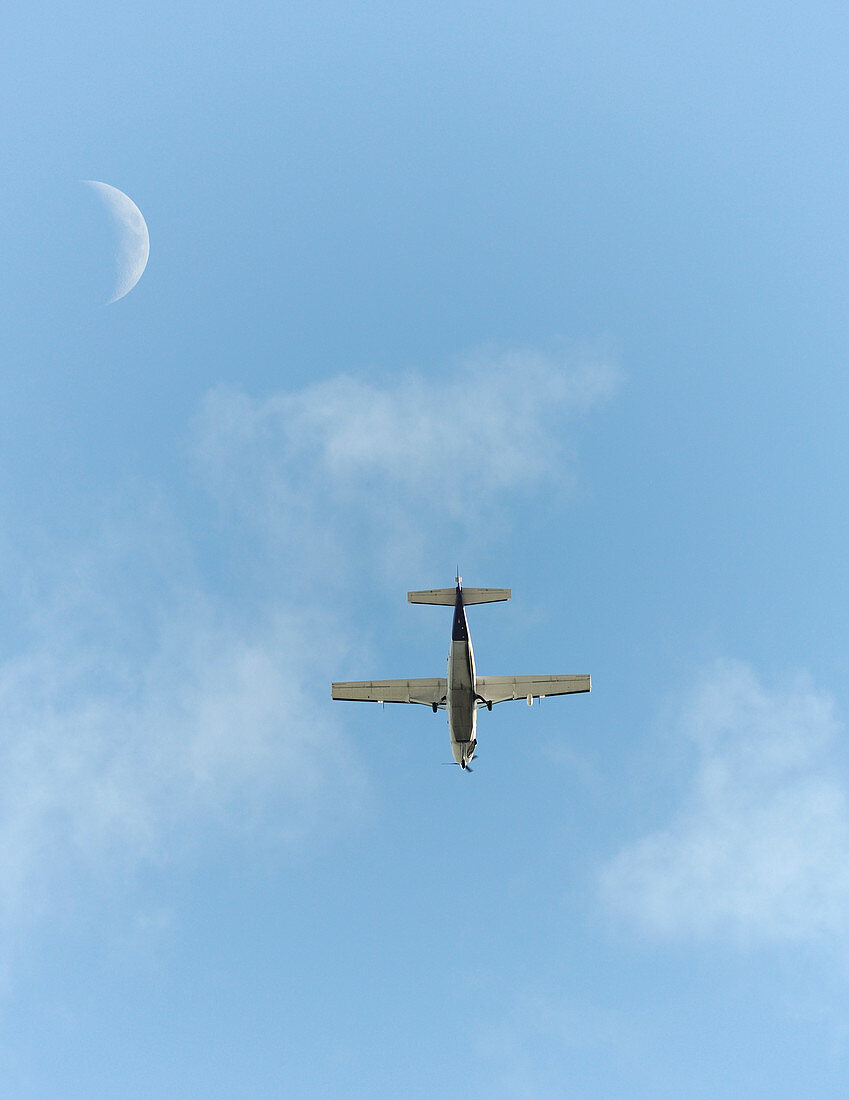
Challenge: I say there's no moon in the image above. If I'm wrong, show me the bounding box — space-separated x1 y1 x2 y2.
83 181 150 303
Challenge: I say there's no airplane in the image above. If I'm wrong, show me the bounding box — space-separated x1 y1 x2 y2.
331 577 591 770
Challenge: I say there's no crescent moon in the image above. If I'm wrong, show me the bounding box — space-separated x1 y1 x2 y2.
83 181 150 303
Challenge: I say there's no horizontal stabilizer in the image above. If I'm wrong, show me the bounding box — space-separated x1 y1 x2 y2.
407 588 456 605
408 587 511 605
461 588 511 605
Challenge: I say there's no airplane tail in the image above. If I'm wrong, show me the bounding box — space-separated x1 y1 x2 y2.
408 587 511 605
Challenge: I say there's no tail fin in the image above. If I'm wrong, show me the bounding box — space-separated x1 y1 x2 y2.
408 587 511 605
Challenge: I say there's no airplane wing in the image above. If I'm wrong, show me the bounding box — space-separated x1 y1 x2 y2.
331 678 447 706
475 674 591 705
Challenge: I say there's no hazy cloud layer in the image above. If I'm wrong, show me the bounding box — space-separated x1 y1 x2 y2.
600 661 849 946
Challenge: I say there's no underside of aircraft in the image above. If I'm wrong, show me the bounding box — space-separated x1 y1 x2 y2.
332 578 590 770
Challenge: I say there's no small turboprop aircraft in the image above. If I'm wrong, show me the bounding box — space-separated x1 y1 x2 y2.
331 578 590 770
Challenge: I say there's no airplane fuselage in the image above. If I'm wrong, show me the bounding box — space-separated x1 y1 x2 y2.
447 585 477 768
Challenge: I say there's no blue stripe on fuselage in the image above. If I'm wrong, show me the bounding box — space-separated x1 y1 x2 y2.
451 584 468 642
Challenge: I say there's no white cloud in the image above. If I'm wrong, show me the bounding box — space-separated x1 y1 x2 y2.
0 515 367 954
190 345 620 578
600 661 849 946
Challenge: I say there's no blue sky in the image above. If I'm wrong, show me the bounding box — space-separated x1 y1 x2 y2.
3 2 849 1095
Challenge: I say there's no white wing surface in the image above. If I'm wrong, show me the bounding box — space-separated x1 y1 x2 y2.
331 678 447 706
475 674 591 704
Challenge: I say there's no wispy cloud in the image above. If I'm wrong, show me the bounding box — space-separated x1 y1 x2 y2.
0 531 366 940
191 345 620 578
0 487 370 971
600 660 849 946
473 985 638 1099
0 344 616 961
